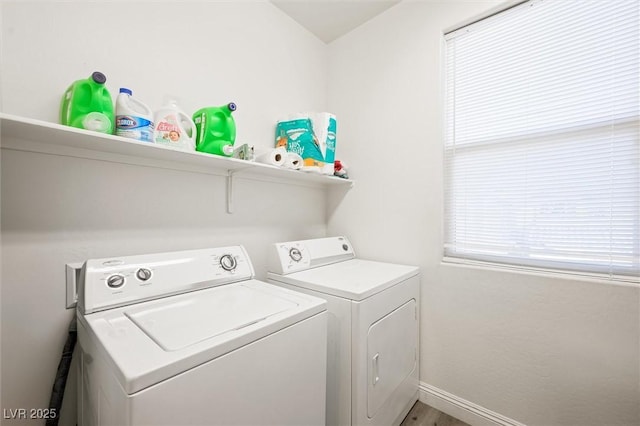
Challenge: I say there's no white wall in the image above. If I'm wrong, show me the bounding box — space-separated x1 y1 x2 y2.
327 1 640 426
1 2 329 425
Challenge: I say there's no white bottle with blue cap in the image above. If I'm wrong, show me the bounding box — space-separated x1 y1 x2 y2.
115 88 154 142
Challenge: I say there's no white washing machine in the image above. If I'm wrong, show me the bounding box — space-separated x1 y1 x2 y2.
76 246 327 426
267 237 420 426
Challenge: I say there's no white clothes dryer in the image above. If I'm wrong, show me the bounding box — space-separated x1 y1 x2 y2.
267 237 420 426
76 246 327 426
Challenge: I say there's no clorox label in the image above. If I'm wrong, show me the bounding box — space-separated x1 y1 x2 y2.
115 115 154 142
117 115 152 129
116 116 136 128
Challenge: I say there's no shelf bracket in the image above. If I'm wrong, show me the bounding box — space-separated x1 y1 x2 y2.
226 170 234 214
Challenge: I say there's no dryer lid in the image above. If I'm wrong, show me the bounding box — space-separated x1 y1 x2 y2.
268 259 419 301
124 284 298 351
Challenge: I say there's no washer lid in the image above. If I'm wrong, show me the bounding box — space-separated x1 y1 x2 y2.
267 259 419 301
79 280 326 394
124 284 298 351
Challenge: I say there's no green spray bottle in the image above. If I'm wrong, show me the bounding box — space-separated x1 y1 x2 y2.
192 103 237 156
60 71 115 134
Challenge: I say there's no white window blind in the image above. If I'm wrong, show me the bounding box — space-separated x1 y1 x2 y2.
444 0 639 280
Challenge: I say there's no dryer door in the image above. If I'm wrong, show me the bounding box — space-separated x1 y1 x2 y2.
367 299 417 418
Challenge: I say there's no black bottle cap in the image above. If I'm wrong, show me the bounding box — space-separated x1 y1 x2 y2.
91 72 106 84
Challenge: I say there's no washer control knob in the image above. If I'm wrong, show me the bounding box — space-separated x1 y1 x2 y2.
106 274 125 289
289 247 303 262
136 268 152 281
220 254 237 271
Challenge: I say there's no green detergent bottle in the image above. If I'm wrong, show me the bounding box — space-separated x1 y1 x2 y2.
60 71 115 134
193 103 237 156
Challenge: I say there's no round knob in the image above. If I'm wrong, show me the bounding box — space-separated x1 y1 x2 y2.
106 274 125 288
220 254 237 271
136 268 152 281
289 247 303 262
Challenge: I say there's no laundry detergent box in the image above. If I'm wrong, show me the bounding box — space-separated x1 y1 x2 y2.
275 117 325 171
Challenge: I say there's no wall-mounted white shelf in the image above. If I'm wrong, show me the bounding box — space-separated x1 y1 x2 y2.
0 113 353 213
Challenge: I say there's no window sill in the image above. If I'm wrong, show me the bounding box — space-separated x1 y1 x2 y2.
441 256 640 289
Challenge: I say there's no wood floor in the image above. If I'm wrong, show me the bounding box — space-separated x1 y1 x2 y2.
401 401 470 426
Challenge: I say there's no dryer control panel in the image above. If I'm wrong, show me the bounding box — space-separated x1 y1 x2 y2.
78 246 255 314
268 236 355 275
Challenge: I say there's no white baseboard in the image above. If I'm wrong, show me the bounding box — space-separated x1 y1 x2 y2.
419 382 526 426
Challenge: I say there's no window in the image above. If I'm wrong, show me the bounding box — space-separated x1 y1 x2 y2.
444 0 639 281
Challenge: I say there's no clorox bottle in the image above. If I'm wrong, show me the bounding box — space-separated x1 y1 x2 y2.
153 98 196 151
60 71 114 134
115 88 154 142
193 103 237 156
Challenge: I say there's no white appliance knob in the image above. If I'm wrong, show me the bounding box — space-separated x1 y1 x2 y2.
289 247 303 262
220 254 237 271
106 274 125 288
136 268 152 281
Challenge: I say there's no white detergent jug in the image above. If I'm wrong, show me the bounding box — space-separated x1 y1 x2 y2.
153 98 196 151
115 88 154 142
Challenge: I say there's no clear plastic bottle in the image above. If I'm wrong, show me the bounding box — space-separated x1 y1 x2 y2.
115 88 154 142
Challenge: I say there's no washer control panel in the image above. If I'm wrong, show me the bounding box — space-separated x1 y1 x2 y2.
267 236 355 275
79 246 254 314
